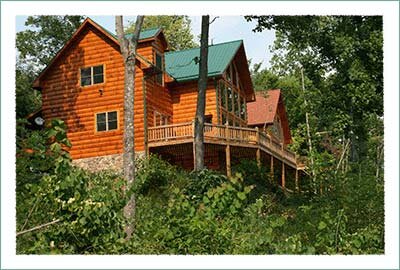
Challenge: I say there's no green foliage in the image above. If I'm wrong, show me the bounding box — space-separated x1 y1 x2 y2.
17 16 85 68
17 146 384 254
16 121 127 254
126 15 197 51
16 64 41 118
246 15 383 162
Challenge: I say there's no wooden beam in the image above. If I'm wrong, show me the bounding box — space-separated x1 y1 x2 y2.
270 156 274 183
255 127 261 168
226 144 231 177
143 76 149 157
192 120 196 170
295 169 299 192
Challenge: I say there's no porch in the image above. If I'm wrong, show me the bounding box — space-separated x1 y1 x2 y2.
146 122 305 190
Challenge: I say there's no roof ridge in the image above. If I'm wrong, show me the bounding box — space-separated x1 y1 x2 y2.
86 17 161 40
165 39 243 55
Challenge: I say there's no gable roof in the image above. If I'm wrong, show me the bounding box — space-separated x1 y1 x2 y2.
247 90 281 126
247 89 292 144
165 40 242 82
165 40 254 100
32 18 166 89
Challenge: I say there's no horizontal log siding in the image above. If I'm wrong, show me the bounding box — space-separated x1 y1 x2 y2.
146 35 170 127
146 80 173 127
170 80 218 124
41 25 154 159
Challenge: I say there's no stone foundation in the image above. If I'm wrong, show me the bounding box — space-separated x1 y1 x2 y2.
72 152 145 173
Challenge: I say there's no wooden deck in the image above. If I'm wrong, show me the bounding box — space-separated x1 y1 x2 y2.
148 122 302 170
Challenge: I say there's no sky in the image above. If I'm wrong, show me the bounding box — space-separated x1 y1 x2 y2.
15 15 275 69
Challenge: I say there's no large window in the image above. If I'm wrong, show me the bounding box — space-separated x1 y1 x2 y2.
155 52 163 85
217 79 247 126
81 65 104 86
96 111 117 132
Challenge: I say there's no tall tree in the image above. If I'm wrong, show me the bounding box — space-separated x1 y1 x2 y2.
126 15 197 51
246 15 383 162
17 16 85 69
194 15 209 171
115 15 144 240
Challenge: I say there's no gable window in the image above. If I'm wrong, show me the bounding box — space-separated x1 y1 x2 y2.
155 52 163 85
96 111 117 132
81 65 104 86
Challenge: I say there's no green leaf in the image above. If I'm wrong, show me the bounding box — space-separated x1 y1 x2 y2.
79 217 86 225
318 221 327 230
237 192 246 201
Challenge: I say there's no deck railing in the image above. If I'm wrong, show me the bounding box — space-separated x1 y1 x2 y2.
148 121 299 166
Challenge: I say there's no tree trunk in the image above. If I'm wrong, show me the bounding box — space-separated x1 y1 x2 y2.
115 15 144 240
300 67 317 191
194 15 209 171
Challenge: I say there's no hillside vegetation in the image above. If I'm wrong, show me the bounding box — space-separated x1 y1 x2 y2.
16 120 384 254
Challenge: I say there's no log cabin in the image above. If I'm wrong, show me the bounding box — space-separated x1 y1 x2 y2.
31 18 304 188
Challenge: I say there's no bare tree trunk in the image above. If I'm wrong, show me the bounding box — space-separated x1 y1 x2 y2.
194 15 209 171
115 15 144 240
300 66 317 192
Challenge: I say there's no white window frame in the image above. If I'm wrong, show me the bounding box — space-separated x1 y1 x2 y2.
95 111 118 132
80 64 104 87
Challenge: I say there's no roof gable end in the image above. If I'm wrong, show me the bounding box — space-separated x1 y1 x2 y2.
33 18 166 89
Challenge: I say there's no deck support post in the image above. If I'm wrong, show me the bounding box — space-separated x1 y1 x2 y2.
225 123 231 177
281 162 286 189
143 76 149 157
295 169 299 192
226 144 231 177
270 156 274 183
192 120 196 170
255 127 261 169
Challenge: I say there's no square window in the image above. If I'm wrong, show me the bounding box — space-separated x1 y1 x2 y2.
81 65 104 86
96 111 117 132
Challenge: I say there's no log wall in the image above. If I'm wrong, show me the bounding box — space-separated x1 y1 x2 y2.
41 25 160 159
170 79 218 124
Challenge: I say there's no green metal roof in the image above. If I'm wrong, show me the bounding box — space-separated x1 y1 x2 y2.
92 17 161 41
123 28 161 40
165 40 243 82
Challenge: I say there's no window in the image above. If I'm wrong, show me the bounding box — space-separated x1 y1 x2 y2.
81 65 104 86
155 52 163 85
240 97 246 120
227 87 233 112
234 91 240 117
96 111 117 132
222 113 227 125
154 111 170 126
